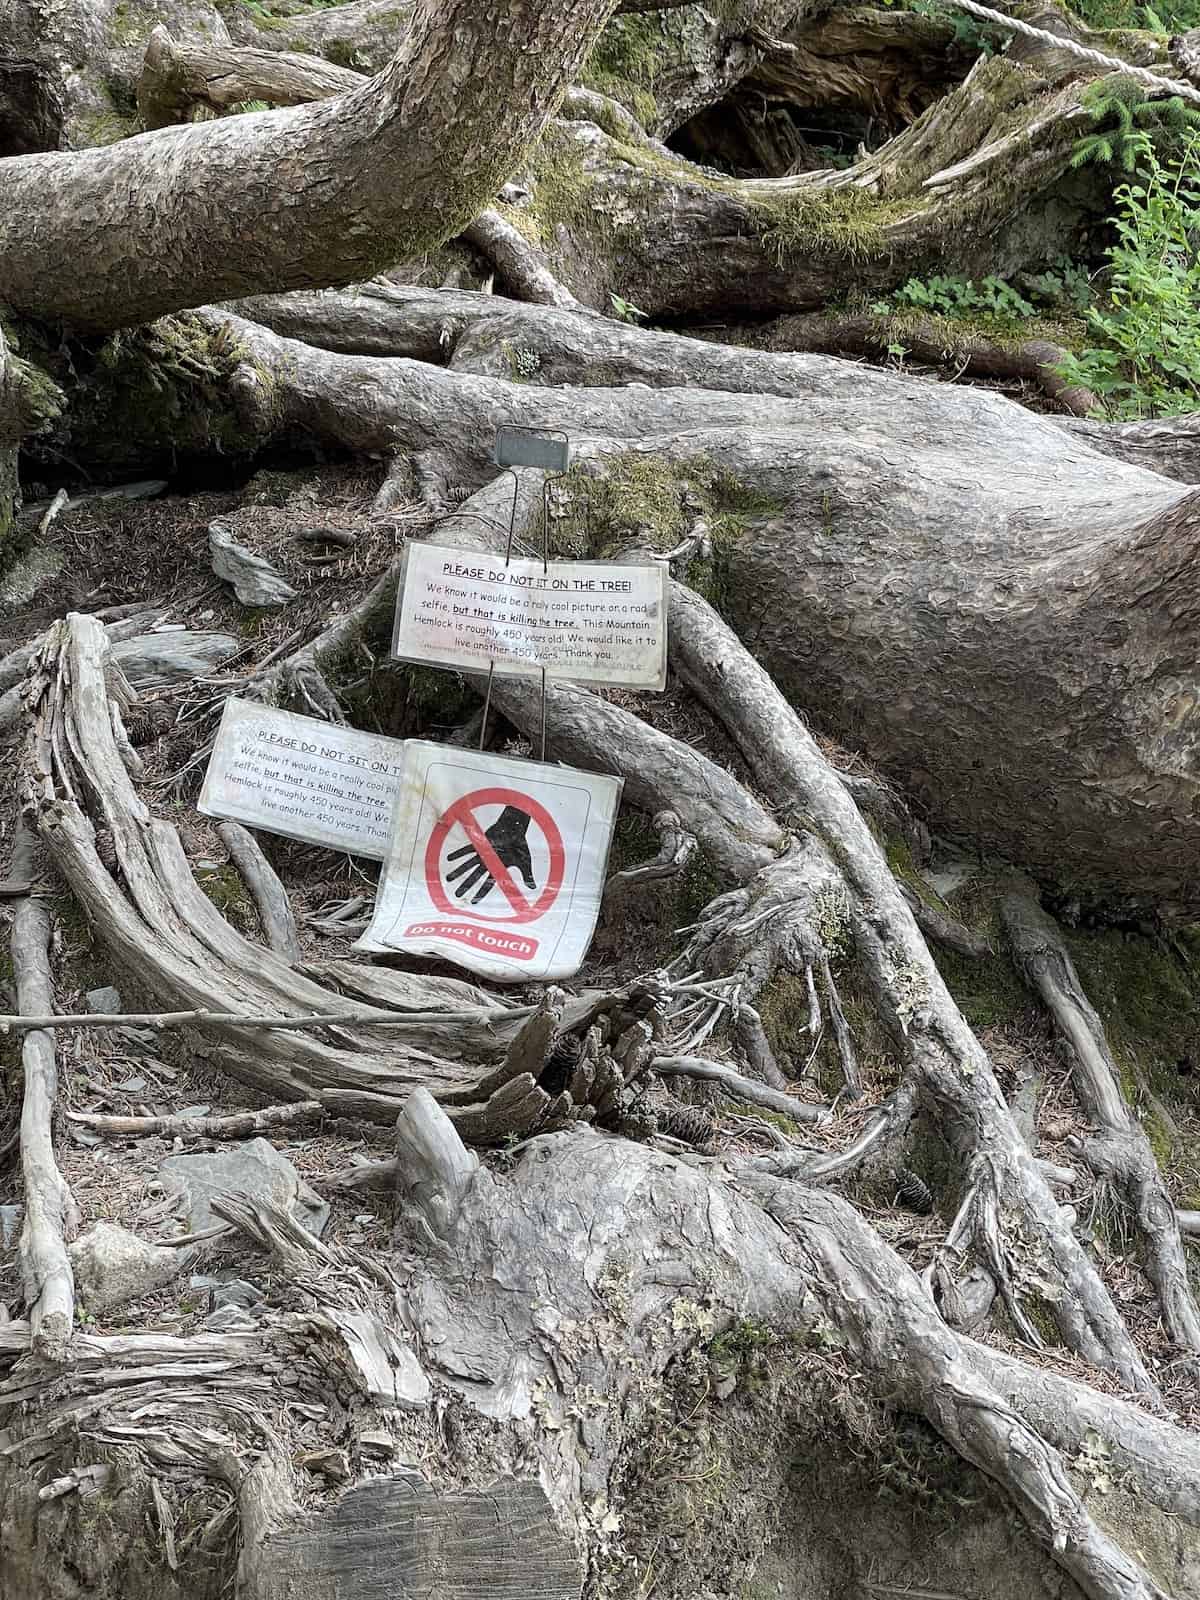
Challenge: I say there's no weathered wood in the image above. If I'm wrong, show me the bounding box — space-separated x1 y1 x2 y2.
216 822 301 965
9 824 75 1360
137 25 362 128
1003 890 1200 1352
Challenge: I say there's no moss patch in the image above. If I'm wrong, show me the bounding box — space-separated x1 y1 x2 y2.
196 864 260 940
552 452 784 620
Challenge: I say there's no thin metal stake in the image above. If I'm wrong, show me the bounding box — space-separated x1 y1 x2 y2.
478 661 496 751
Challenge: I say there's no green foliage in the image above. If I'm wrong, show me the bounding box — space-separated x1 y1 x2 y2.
1056 133 1200 415
1071 79 1200 172
608 292 647 323
875 258 1091 328
874 0 1005 54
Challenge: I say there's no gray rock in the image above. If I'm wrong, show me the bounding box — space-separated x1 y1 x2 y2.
160 1137 329 1237
69 1222 194 1313
209 520 297 607
113 630 241 691
85 986 122 1014
1 1205 23 1250
204 1303 256 1332
203 1277 264 1310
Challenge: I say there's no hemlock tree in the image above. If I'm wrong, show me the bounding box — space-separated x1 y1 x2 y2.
3 1 1200 1596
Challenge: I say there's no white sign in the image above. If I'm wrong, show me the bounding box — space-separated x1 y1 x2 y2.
199 699 405 859
392 543 667 690
356 741 621 981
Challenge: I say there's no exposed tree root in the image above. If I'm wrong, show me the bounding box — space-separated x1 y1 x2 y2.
1004 891 1200 1353
9 823 76 1360
7 1097 1191 1597
394 473 1159 1391
16 613 644 1140
762 308 1099 413
215 820 301 965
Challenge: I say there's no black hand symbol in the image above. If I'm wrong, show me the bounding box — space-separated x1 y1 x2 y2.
445 806 536 905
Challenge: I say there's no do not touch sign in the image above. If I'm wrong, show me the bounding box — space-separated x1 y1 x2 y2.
356 742 622 981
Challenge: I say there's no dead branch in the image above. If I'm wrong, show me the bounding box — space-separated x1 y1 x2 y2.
216 821 301 965
462 210 588 310
137 25 363 129
605 807 697 893
67 1101 324 1140
9 824 76 1360
652 1054 828 1124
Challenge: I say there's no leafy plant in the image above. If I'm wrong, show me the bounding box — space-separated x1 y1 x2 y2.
1072 79 1200 171
891 272 1037 318
1056 132 1200 416
609 293 647 323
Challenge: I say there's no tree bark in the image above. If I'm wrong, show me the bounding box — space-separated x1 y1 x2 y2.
0 0 619 329
103 300 1200 918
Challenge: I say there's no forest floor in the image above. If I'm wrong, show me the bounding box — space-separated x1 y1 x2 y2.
5 352 1200 1446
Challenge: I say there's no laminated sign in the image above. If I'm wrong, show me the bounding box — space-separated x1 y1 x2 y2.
356 741 622 981
392 543 668 690
199 699 405 859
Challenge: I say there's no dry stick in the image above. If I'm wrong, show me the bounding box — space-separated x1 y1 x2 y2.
1002 891 1200 1352
216 821 301 965
9 823 76 1360
67 1101 324 1140
652 1054 829 1125
0 1005 507 1034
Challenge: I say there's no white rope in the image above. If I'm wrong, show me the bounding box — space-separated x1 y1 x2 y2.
945 0 1200 104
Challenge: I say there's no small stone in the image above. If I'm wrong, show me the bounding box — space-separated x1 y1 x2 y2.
299 1449 350 1483
209 520 297 608
69 1222 194 1313
212 1278 264 1310
85 986 122 1014
204 1303 256 1332
160 1137 329 1237
0 1205 23 1249
176 1105 211 1119
358 1430 395 1460
116 1075 148 1094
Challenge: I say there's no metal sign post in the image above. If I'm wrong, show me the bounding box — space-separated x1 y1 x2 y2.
480 426 571 761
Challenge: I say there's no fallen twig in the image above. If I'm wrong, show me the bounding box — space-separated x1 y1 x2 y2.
0 1005 508 1035
68 1100 324 1140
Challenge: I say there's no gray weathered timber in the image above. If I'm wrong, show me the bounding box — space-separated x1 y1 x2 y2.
0 0 620 328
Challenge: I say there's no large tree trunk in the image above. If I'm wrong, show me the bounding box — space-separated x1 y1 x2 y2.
0 0 619 329
57 294 1200 917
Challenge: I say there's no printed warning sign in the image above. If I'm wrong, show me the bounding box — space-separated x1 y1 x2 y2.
199 699 405 859
392 542 667 690
356 741 622 980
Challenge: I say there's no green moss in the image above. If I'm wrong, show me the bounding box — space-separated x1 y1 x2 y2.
754 189 919 267
580 12 668 125
68 314 271 470
76 109 137 147
552 452 782 584
1067 926 1200 1101
196 864 259 938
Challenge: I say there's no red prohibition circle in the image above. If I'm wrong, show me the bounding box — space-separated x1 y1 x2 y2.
425 786 565 925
